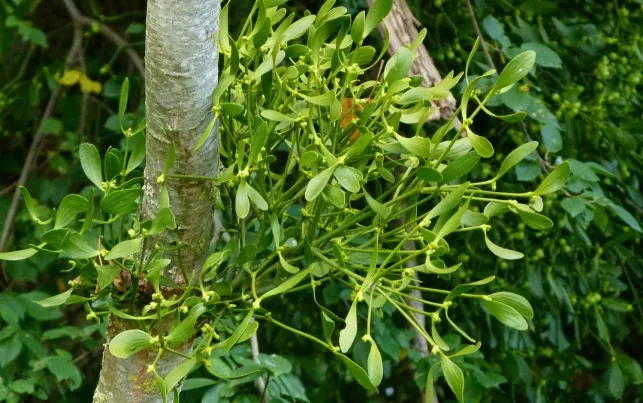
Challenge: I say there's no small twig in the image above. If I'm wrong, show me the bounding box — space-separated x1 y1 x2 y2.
464 0 497 71
250 323 266 401
0 22 84 257
61 0 145 79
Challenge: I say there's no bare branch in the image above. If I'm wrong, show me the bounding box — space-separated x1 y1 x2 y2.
61 0 145 79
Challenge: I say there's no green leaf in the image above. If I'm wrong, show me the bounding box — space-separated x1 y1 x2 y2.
206 357 259 379
163 143 176 176
364 191 390 218
259 353 292 376
55 194 87 229
283 15 316 42
253 16 271 48
260 109 295 122
609 204 642 232
427 183 469 221
351 11 365 43
152 370 168 402
34 289 73 307
0 247 39 261
461 210 488 227
484 202 510 217
484 232 523 260
488 292 533 320
339 299 358 353
40 117 63 135
279 253 299 274
19 186 46 224
61 232 100 260
482 300 528 330
568 159 599 182
125 138 145 176
334 166 361 193
448 342 482 358
108 329 154 358
482 107 527 123
533 161 570 195
515 206 553 230
616 353 643 385
436 198 471 240
431 320 450 351
384 47 413 84
322 311 335 345
236 181 250 219
181 378 216 392
399 86 453 104
338 354 378 392
96 264 119 290
306 165 337 201
495 51 536 90
467 131 494 158
299 91 336 106
149 208 177 235
146 258 171 291
100 188 140 215
166 304 207 346
608 363 625 399
252 51 285 81
367 342 383 386
164 357 196 392
495 141 538 179
520 42 562 68
482 15 504 40
221 103 244 117
363 0 392 38
394 134 432 159
193 117 217 154
446 276 495 302
79 143 103 189
221 310 253 352
440 354 464 402
323 186 345 208
244 182 268 211
261 266 312 300
418 167 443 182
541 125 562 153
441 152 480 182
119 78 129 130
247 122 269 167
105 238 142 260
237 321 259 343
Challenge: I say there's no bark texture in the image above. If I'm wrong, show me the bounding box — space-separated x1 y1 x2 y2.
367 0 457 120
93 1 220 402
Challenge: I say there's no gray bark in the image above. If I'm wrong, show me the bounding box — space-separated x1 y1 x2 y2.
93 1 220 402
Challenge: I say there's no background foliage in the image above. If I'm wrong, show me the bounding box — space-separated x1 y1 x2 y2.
0 0 641 402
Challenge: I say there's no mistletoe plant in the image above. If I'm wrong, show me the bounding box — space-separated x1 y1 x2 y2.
0 0 570 401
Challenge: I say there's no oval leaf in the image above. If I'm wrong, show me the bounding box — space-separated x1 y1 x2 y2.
109 329 154 358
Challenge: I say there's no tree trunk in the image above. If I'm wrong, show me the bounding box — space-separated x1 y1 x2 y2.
93 1 220 402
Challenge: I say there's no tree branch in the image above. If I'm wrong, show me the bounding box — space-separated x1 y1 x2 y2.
61 0 145 79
